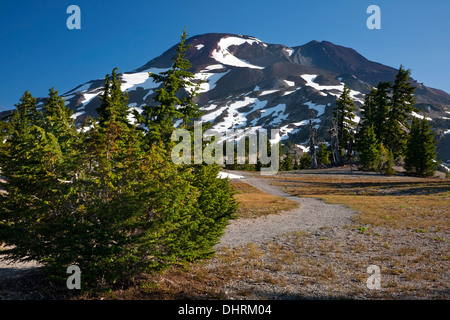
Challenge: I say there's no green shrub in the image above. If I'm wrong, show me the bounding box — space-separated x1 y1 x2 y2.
0 30 237 289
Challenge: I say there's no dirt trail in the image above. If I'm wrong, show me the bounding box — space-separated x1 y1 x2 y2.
215 171 357 248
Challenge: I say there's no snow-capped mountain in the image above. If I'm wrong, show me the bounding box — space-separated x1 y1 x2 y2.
7 33 450 163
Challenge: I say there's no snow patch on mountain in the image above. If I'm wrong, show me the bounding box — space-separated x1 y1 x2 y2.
296 144 310 153
211 36 265 69
279 123 302 140
259 89 279 96
260 104 288 126
220 97 266 129
304 101 326 117
65 82 91 96
71 111 85 119
282 88 301 96
80 91 102 108
193 70 231 93
126 105 143 125
284 47 294 56
411 111 432 121
202 64 225 71
284 80 295 87
121 68 168 92
301 74 363 102
201 97 269 132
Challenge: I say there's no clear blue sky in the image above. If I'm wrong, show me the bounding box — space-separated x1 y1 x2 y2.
1 0 449 111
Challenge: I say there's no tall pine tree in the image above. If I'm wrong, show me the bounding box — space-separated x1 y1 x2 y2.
96 68 130 127
404 116 437 177
316 143 331 166
386 65 418 160
137 27 203 146
359 81 391 147
333 84 357 160
356 124 380 171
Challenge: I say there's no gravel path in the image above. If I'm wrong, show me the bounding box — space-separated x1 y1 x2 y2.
215 172 357 248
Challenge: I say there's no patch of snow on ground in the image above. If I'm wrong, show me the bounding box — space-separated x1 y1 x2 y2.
196 44 204 50
217 172 244 179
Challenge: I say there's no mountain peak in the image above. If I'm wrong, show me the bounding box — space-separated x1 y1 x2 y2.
3 32 448 163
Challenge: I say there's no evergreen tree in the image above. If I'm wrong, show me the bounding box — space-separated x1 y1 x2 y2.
378 143 396 176
8 91 41 134
0 90 79 274
356 124 380 171
0 119 12 159
42 87 80 179
281 147 294 171
97 68 130 127
333 84 357 159
358 82 391 147
299 153 311 169
404 116 437 177
386 65 418 160
0 91 44 195
138 28 203 145
316 143 331 166
1 30 238 290
372 81 391 144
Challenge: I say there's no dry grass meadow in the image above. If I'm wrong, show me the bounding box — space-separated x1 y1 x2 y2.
230 181 299 219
